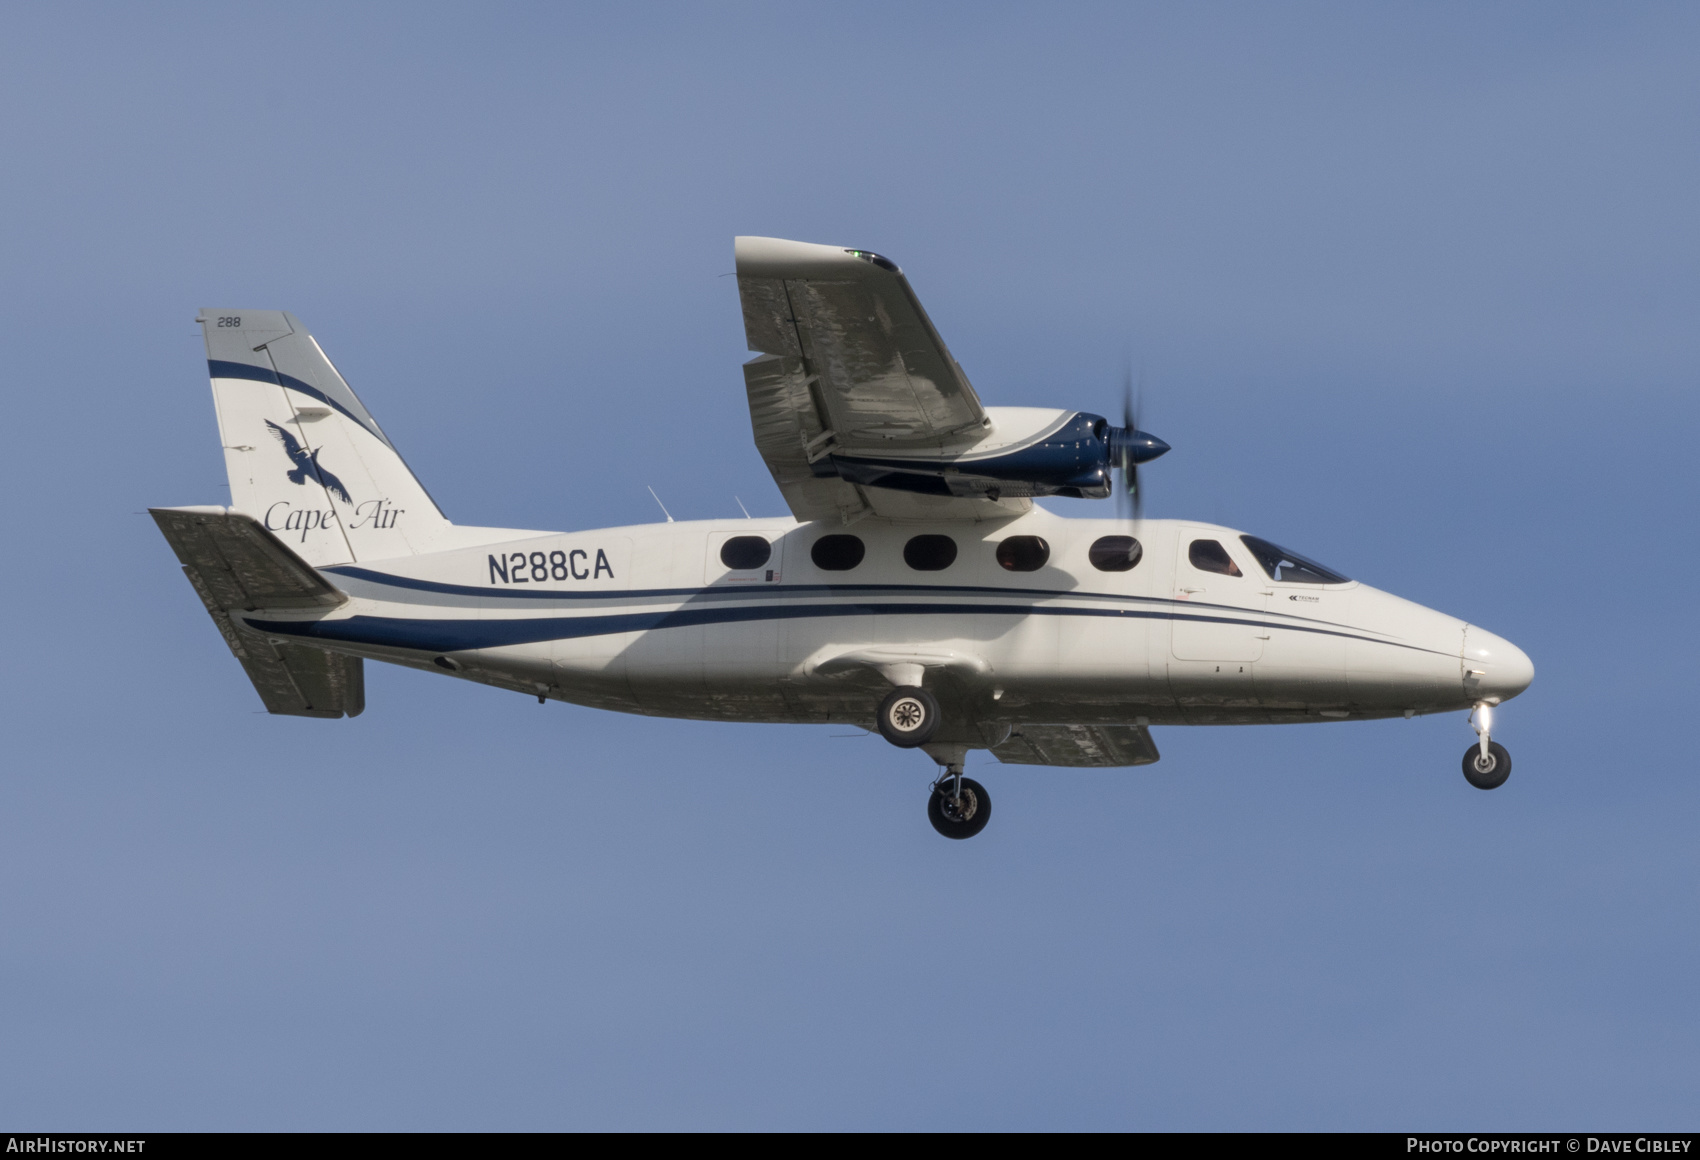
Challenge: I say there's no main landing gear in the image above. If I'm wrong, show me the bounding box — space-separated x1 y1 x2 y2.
877 685 941 748
929 765 991 839
1462 702 1512 790
872 682 990 838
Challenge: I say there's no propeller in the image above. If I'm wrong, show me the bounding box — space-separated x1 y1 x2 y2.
1104 364 1170 521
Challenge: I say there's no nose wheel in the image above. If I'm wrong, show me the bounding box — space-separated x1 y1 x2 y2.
928 766 991 839
1462 703 1512 790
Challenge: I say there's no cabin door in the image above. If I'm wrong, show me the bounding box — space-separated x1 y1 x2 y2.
1169 528 1265 662
1168 528 1265 714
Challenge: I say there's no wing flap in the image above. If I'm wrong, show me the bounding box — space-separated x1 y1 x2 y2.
743 354 869 523
992 724 1161 768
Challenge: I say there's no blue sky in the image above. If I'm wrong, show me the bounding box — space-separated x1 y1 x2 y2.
0 2 1696 1129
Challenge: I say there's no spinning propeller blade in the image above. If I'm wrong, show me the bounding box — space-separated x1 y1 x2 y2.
1106 361 1168 522
1121 365 1140 521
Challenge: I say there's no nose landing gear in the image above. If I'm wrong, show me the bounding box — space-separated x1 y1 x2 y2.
1462 702 1511 790
929 764 991 839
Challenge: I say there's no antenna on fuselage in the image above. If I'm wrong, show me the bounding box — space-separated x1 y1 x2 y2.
647 486 675 523
735 496 752 519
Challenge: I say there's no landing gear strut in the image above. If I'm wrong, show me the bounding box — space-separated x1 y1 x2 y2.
1462 702 1511 790
928 765 991 839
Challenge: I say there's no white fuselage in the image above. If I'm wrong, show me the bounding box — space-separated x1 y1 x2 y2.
234 508 1532 746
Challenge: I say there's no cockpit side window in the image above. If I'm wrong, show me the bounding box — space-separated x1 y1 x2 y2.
1240 535 1349 584
1188 539 1242 577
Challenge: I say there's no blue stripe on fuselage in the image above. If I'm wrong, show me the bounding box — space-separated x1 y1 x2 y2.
245 601 1450 656
318 565 1383 637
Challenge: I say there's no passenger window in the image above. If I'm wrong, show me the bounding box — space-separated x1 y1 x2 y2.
1188 539 1242 577
720 535 771 571
1240 535 1349 584
811 534 865 571
903 534 957 571
1088 535 1142 572
995 535 1049 572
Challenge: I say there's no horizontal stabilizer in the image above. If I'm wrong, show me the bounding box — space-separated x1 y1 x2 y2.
151 506 362 718
992 723 1160 768
151 507 345 610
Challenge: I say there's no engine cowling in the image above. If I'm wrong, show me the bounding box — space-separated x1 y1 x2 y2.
819 408 1169 501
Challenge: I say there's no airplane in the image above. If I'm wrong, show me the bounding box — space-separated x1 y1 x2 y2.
151 236 1533 839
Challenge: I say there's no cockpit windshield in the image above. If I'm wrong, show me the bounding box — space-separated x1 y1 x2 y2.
1240 535 1350 584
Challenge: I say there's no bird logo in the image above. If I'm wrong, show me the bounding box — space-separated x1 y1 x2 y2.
266 419 352 504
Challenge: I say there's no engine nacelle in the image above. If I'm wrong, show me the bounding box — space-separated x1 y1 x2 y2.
818 407 1169 501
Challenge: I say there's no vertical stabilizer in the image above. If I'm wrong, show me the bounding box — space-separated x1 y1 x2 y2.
201 311 449 565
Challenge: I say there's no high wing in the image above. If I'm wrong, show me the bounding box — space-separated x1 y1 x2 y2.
736 236 1028 523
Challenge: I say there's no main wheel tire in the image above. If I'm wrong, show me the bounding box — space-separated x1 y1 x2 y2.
1462 741 1512 790
877 685 941 748
928 776 991 839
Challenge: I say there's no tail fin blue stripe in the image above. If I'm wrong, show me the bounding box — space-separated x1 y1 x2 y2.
208 359 390 446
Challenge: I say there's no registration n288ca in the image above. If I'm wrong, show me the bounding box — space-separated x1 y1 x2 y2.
487 548 616 585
